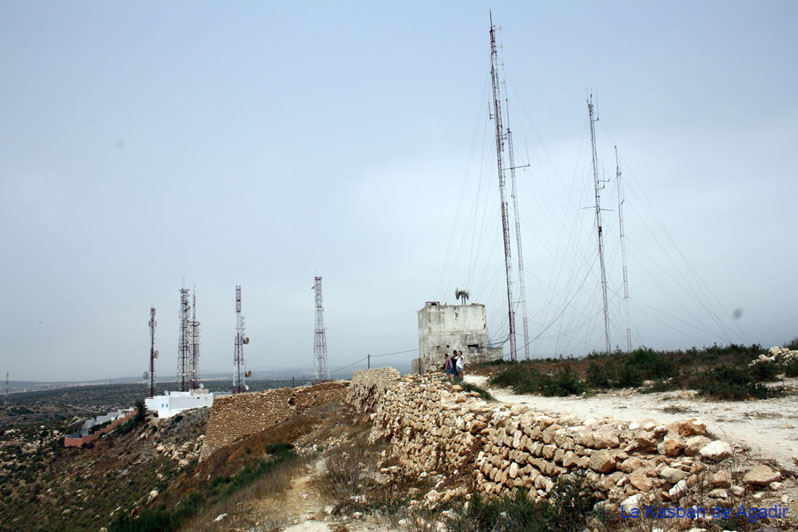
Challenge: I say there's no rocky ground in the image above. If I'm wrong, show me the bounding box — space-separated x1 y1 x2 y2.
464 375 798 474
0 408 208 531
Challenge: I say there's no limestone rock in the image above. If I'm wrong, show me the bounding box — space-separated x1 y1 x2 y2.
668 479 688 499
630 473 653 491
683 435 711 456
709 470 731 488
589 450 615 473
660 466 688 484
621 493 643 512
662 437 685 457
677 418 707 437
698 441 732 461
619 456 642 473
743 465 781 486
593 431 620 449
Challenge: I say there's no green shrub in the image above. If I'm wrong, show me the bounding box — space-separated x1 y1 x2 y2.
489 365 545 395
542 367 583 397
586 362 610 388
461 472 606 532
265 442 294 455
698 366 783 400
750 361 779 382
459 382 494 400
785 359 798 377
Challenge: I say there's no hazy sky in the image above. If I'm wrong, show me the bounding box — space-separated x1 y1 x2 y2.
1 1 796 382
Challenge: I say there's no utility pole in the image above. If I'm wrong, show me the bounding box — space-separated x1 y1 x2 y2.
615 146 632 352
148 308 158 397
233 285 248 394
190 290 200 389
177 288 191 391
489 13 518 362
367 353 371 369
588 94 611 353
313 276 330 381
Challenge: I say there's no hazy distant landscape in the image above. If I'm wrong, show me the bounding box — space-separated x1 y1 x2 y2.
0 379 299 430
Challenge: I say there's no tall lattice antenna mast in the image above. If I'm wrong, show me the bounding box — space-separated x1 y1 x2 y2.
489 13 518 362
233 285 248 393
615 146 632 352
190 289 200 389
504 77 531 360
148 307 158 397
313 276 330 381
588 94 611 353
177 288 191 391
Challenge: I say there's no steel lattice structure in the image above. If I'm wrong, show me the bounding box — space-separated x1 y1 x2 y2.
232 285 248 393
177 288 192 391
313 276 329 381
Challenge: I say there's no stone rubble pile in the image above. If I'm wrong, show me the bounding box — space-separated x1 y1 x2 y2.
750 346 798 367
154 435 204 468
350 371 785 511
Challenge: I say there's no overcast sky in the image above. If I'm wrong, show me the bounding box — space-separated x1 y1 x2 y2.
1 1 796 382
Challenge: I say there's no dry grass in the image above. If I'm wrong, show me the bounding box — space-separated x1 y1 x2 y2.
180 451 311 532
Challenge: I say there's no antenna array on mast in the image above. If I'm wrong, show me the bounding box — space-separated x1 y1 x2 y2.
177 288 192 391
233 285 248 394
190 290 200 390
148 307 158 397
489 13 518 362
588 94 611 353
313 276 330 381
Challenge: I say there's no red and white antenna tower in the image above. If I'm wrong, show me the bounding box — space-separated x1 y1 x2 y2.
232 285 249 393
190 290 200 389
489 13 518 361
313 276 329 381
588 94 611 353
177 288 192 391
148 307 158 397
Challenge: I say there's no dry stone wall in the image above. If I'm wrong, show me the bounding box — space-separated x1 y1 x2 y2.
200 381 348 461
346 368 401 414
348 372 771 511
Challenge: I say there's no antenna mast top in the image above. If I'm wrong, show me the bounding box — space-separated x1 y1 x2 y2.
489 14 517 361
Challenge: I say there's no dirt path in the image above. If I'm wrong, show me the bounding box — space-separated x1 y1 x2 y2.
255 458 393 532
465 375 798 473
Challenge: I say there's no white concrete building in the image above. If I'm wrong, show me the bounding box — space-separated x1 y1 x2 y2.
415 301 503 373
145 389 215 418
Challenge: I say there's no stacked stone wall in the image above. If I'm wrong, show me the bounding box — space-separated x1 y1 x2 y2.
346 368 401 414
200 381 348 461
348 372 767 510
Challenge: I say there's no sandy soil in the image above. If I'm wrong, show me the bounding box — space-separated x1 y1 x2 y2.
465 375 798 473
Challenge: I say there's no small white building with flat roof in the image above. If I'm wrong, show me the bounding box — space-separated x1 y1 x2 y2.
145 389 216 418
